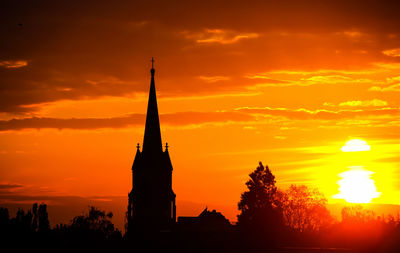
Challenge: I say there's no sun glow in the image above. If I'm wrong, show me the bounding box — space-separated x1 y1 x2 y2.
333 139 381 203
341 139 371 152
334 168 380 203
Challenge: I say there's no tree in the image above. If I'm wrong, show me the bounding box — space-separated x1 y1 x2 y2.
0 207 10 234
278 185 333 233
341 205 375 224
237 162 283 246
38 204 50 232
14 208 34 232
32 203 38 231
0 207 9 225
70 206 117 239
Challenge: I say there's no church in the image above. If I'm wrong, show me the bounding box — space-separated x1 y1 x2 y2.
127 59 176 233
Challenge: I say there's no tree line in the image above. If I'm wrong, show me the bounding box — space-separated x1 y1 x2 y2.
0 204 122 250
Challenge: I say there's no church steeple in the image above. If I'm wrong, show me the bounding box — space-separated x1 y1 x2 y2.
128 59 176 234
142 58 163 153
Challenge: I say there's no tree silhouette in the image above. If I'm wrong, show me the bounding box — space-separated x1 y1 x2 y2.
237 162 282 247
0 204 122 250
341 205 375 224
14 208 34 232
10 203 50 233
50 206 122 250
0 207 10 235
278 185 333 233
0 207 9 225
69 206 120 241
32 203 38 231
38 204 50 232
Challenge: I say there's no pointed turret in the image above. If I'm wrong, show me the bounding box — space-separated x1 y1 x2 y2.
132 143 141 169
142 58 163 154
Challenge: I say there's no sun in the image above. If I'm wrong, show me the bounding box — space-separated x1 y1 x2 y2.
334 167 381 203
341 139 371 152
333 139 380 203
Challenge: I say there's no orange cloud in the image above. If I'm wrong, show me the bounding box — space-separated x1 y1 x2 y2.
340 31 363 39
198 75 230 83
0 60 28 68
383 48 400 57
245 68 379 87
369 84 400 92
338 99 388 107
0 183 23 190
323 100 389 107
252 69 379 76
0 111 254 131
301 75 372 84
2 105 400 131
236 106 400 120
183 29 259 44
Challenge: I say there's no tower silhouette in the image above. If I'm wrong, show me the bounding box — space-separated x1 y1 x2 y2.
127 59 176 233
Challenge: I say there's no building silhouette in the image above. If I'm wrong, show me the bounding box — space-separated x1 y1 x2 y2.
178 208 231 232
127 59 176 233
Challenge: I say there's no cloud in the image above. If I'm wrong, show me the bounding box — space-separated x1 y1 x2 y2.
340 31 363 39
0 70 141 114
198 75 230 83
297 74 374 86
252 69 379 76
383 48 400 57
323 99 389 107
301 75 372 84
0 111 255 131
369 83 400 92
338 99 388 107
322 102 335 107
0 60 28 69
245 69 377 87
2 105 400 131
183 29 259 44
0 183 23 190
235 106 400 120
0 115 144 131
255 75 373 87
386 76 400 83
0 194 98 204
244 75 289 84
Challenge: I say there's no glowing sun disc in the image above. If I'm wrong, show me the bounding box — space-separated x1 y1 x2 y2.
341 139 371 152
334 168 380 203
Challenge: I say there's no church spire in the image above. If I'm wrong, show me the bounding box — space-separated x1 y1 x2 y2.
142 58 163 153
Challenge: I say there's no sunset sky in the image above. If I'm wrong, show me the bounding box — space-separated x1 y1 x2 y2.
1 0 400 228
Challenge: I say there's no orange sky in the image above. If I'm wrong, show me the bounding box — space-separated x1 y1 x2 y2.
1 0 400 229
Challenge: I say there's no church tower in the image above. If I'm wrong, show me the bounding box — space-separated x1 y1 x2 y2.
127 59 176 233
